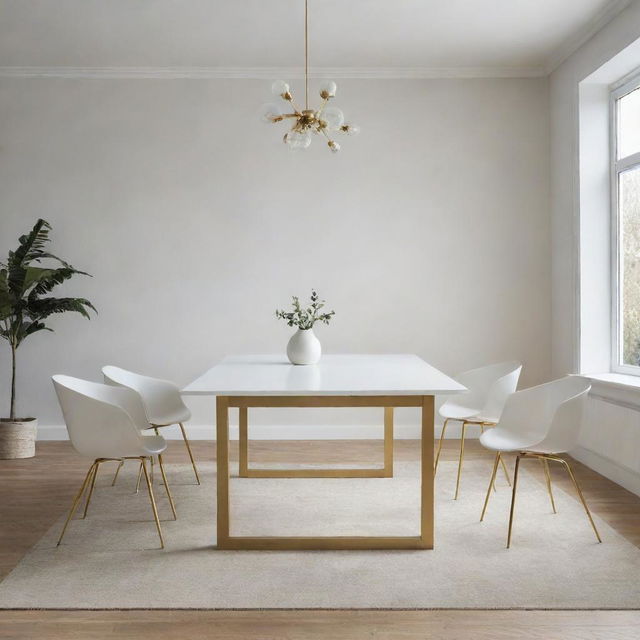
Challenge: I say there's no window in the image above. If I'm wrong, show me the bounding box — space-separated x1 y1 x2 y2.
612 76 640 373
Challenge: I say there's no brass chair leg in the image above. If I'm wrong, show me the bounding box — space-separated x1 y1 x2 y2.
480 451 501 521
111 459 124 486
540 458 556 514
157 453 177 520
454 421 467 500
506 454 522 548
499 453 512 486
150 455 154 484
82 460 100 519
140 457 165 549
179 422 201 485
557 457 602 543
433 418 450 475
153 428 165 486
135 462 143 493
57 461 97 546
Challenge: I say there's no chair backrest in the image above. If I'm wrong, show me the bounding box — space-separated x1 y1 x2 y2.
480 362 522 421
451 361 522 419
495 376 591 452
52 375 151 459
102 366 187 423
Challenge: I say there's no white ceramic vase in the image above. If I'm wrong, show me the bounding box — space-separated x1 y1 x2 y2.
286 328 321 365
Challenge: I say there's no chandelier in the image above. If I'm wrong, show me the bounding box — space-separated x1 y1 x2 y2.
259 0 359 153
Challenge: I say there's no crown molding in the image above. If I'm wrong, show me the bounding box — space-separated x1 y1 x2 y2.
0 65 546 80
544 0 633 74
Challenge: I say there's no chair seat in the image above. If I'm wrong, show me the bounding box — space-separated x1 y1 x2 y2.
147 407 192 427
439 404 482 421
479 428 553 453
137 434 167 455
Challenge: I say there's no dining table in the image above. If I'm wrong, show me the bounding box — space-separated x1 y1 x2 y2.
182 354 466 550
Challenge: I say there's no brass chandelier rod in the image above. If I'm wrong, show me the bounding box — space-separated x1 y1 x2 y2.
304 0 309 110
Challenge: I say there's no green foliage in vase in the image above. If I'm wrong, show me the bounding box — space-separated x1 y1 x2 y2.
0 219 96 420
275 290 335 330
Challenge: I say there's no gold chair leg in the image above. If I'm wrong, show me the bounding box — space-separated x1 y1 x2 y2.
179 422 201 485
157 453 177 520
135 462 143 493
479 423 495 492
82 460 100 519
57 461 97 546
150 455 154 484
152 428 166 486
499 453 512 486
557 457 602 543
506 454 522 548
433 418 450 475
480 451 501 521
454 421 467 500
140 457 165 549
111 459 124 486
540 458 557 514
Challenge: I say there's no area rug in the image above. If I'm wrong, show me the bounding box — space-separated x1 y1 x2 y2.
0 459 639 609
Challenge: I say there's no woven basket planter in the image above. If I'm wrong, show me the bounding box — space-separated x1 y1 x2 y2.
0 418 37 459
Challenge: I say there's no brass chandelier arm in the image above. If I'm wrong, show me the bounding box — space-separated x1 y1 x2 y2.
316 97 329 119
272 113 300 123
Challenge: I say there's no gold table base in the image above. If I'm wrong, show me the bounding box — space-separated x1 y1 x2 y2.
216 394 434 551
238 406 394 478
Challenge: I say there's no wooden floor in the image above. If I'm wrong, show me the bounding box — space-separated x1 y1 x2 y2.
1 439 639 639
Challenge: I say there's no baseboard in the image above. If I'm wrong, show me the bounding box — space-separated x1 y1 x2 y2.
571 445 640 497
36 422 475 441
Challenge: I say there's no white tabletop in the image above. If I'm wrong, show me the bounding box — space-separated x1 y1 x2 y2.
182 354 466 396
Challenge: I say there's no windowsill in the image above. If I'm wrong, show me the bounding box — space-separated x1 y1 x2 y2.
581 372 640 410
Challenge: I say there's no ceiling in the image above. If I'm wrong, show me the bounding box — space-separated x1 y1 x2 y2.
0 0 632 76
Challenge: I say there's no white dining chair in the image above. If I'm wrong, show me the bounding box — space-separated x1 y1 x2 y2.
478 376 601 548
52 375 177 549
434 361 522 499
102 366 200 485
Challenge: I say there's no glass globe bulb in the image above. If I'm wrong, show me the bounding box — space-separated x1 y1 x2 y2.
343 123 361 136
272 80 290 98
286 129 312 151
328 140 341 153
322 106 344 130
258 102 282 123
319 80 337 99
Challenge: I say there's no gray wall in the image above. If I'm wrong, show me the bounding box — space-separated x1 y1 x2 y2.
0 76 550 434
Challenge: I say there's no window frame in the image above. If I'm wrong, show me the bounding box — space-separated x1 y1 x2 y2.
611 72 640 375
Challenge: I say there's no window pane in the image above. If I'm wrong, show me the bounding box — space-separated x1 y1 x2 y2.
618 87 640 159
620 165 640 365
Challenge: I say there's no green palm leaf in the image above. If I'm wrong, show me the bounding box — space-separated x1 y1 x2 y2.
1 219 96 420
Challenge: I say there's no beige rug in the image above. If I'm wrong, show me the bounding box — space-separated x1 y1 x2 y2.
0 459 639 609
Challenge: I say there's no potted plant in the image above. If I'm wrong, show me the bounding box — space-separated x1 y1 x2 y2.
276 290 335 365
0 219 96 458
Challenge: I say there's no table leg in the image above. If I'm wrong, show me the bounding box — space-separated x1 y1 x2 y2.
384 406 394 477
238 406 248 478
238 405 395 479
421 395 435 549
216 396 230 546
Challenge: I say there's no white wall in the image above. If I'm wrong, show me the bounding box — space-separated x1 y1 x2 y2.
0 77 550 438
550 0 640 493
550 0 640 377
